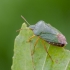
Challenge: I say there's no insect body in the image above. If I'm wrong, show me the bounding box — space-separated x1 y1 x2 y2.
29 21 67 47
21 15 67 62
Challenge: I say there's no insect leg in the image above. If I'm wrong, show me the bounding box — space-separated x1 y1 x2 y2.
42 40 54 62
30 43 35 70
29 37 40 70
27 35 36 42
32 37 40 55
16 28 23 32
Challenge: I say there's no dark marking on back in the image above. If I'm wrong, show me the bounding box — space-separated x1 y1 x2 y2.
47 41 65 47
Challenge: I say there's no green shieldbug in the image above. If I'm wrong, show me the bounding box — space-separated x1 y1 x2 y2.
21 15 67 62
21 15 67 47
29 21 67 47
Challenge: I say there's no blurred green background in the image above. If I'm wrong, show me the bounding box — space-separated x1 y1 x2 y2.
0 0 70 70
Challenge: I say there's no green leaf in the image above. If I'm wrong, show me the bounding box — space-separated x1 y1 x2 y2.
11 23 70 70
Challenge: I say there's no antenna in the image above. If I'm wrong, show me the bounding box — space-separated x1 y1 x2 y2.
21 15 30 26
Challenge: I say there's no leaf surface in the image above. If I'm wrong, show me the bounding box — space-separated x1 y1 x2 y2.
11 23 70 70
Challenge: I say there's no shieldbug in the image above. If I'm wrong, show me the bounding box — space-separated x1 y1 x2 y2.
29 21 67 47
21 15 67 62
